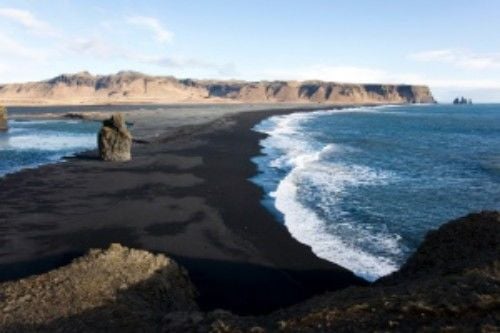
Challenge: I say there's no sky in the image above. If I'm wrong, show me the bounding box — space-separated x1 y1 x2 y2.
1 0 500 102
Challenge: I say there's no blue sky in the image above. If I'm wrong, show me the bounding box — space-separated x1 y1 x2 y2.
1 0 500 102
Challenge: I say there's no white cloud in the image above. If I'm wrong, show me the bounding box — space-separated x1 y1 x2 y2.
62 35 233 75
424 78 500 89
126 16 173 43
65 37 123 59
258 65 398 84
0 32 49 61
146 55 237 76
409 49 456 62
409 49 500 70
140 54 226 69
0 7 57 36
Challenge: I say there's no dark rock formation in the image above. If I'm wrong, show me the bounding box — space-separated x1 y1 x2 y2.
0 105 7 131
0 244 197 332
1 212 497 332
453 96 472 104
98 113 132 161
0 71 436 105
385 211 499 281
166 212 500 332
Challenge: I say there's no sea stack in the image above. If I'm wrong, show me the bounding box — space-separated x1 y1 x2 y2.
453 96 472 105
98 113 132 161
0 105 7 131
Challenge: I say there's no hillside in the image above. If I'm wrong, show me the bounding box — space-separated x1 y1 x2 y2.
0 71 436 106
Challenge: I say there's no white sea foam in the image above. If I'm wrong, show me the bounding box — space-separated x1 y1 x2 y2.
4 133 95 151
254 106 403 281
0 120 99 177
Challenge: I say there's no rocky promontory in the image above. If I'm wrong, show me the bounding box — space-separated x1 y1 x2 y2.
0 71 436 106
0 212 498 332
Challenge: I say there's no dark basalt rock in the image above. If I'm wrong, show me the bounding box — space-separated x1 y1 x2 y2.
453 96 472 104
386 211 500 281
98 113 132 161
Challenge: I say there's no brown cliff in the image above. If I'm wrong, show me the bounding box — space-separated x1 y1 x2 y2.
0 71 436 106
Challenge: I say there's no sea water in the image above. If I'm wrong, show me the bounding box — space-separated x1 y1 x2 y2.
0 119 100 176
252 104 500 281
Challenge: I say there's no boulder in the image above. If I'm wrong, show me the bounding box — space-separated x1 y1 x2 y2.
0 244 198 331
98 113 132 161
384 211 500 280
0 105 7 131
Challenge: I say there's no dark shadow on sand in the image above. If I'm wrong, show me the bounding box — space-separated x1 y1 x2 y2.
170 255 368 315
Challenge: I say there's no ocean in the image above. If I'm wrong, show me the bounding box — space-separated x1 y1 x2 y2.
252 104 500 281
0 119 100 176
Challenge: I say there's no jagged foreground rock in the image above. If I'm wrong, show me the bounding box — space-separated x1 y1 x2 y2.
0 105 7 130
0 244 197 332
0 212 498 332
98 113 132 161
194 211 499 332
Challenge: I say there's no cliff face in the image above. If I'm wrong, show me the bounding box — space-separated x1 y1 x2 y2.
0 71 436 105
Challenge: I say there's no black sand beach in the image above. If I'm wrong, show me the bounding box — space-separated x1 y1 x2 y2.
0 106 365 315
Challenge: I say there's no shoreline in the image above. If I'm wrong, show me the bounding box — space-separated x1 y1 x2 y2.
0 104 366 315
2 101 404 108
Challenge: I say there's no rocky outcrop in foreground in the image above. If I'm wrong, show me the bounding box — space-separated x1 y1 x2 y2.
0 71 436 105
165 211 500 332
0 105 7 130
98 113 132 161
200 211 499 332
0 244 197 332
1 212 498 332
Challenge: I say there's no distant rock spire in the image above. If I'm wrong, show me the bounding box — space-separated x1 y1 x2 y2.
98 113 132 161
453 96 472 105
0 105 7 131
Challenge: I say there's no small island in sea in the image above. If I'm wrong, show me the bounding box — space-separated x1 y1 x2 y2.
0 2 498 332
453 96 473 104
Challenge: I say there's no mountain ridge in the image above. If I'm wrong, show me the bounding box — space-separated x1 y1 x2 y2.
0 71 436 106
